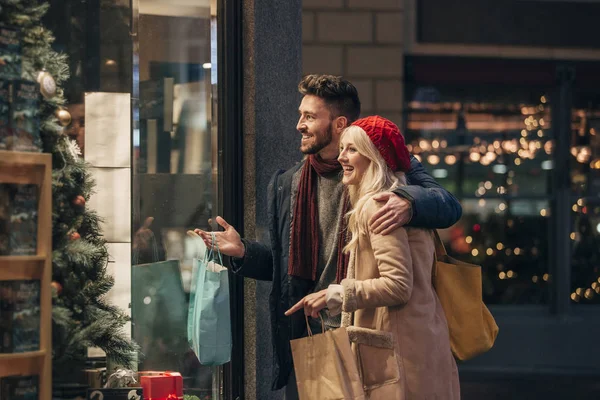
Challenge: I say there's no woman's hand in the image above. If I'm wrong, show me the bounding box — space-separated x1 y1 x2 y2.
194 216 245 258
285 289 328 318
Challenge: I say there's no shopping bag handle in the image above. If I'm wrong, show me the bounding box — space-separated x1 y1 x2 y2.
305 314 325 337
207 232 224 266
431 230 447 283
433 230 447 258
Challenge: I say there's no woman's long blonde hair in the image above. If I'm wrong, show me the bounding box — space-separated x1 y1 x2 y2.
342 125 407 253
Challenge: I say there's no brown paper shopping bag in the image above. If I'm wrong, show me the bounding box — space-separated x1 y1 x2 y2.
290 316 365 400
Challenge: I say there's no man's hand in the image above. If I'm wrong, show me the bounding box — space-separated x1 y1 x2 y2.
369 192 412 235
194 216 245 258
133 216 154 251
285 289 328 318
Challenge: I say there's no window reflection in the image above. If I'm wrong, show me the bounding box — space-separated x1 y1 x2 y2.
405 86 552 304
132 0 220 396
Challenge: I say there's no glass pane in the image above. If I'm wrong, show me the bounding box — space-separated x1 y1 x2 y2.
570 88 600 305
406 83 552 304
132 0 222 397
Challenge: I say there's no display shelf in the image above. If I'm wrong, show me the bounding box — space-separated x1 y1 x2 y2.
0 351 46 377
0 350 46 360
0 255 46 262
0 257 45 280
0 150 52 399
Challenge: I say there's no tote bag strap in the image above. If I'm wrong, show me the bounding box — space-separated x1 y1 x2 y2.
431 230 448 284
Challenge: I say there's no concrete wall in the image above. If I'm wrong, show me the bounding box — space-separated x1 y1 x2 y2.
302 0 405 127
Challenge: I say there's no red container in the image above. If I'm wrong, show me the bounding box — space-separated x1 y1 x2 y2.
138 371 183 400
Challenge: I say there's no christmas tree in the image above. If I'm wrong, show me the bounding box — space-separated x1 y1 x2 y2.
1 0 136 379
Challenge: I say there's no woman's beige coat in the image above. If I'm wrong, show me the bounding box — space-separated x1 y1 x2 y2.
339 199 460 400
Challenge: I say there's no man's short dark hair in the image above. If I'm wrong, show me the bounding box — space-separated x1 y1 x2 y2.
298 74 361 123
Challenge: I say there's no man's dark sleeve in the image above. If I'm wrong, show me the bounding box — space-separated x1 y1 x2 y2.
230 169 285 281
393 155 462 229
230 239 273 281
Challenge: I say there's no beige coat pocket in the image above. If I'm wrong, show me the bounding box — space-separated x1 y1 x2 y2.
347 327 401 390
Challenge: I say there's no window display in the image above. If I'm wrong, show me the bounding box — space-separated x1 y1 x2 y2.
131 0 224 397
2 0 239 397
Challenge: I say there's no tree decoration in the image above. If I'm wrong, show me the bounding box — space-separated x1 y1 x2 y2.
56 108 71 127
69 231 81 241
36 70 57 99
72 195 85 208
51 281 63 295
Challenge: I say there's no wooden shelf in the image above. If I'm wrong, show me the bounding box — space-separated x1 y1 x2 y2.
0 350 46 360
0 151 50 186
0 256 45 280
0 351 46 378
0 255 46 262
0 150 52 397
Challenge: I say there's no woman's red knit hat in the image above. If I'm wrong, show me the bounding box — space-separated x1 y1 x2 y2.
351 115 411 172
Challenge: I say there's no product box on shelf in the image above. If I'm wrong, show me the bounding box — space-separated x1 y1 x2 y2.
0 183 39 256
138 371 183 400
0 374 39 399
0 279 40 353
0 26 22 81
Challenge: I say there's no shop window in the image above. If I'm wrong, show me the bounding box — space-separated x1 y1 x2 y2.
405 63 554 305
131 0 222 396
570 82 600 305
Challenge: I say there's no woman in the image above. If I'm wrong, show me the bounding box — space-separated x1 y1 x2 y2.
286 116 460 399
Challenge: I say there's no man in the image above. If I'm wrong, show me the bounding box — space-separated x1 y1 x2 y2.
195 74 462 399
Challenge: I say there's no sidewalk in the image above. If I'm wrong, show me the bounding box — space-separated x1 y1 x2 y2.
460 375 600 399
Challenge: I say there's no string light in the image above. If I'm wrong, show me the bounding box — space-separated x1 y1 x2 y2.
444 155 457 165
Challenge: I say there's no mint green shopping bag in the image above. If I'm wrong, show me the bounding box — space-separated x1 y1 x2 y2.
187 232 232 366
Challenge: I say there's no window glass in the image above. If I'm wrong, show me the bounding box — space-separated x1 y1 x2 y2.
132 0 222 396
570 84 600 305
405 82 552 304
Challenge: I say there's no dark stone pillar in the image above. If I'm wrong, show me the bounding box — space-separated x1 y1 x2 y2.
242 0 302 399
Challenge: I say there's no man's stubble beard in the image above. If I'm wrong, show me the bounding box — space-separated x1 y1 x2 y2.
301 123 334 155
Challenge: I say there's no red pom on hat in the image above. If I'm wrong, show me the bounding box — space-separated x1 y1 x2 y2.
351 116 411 172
